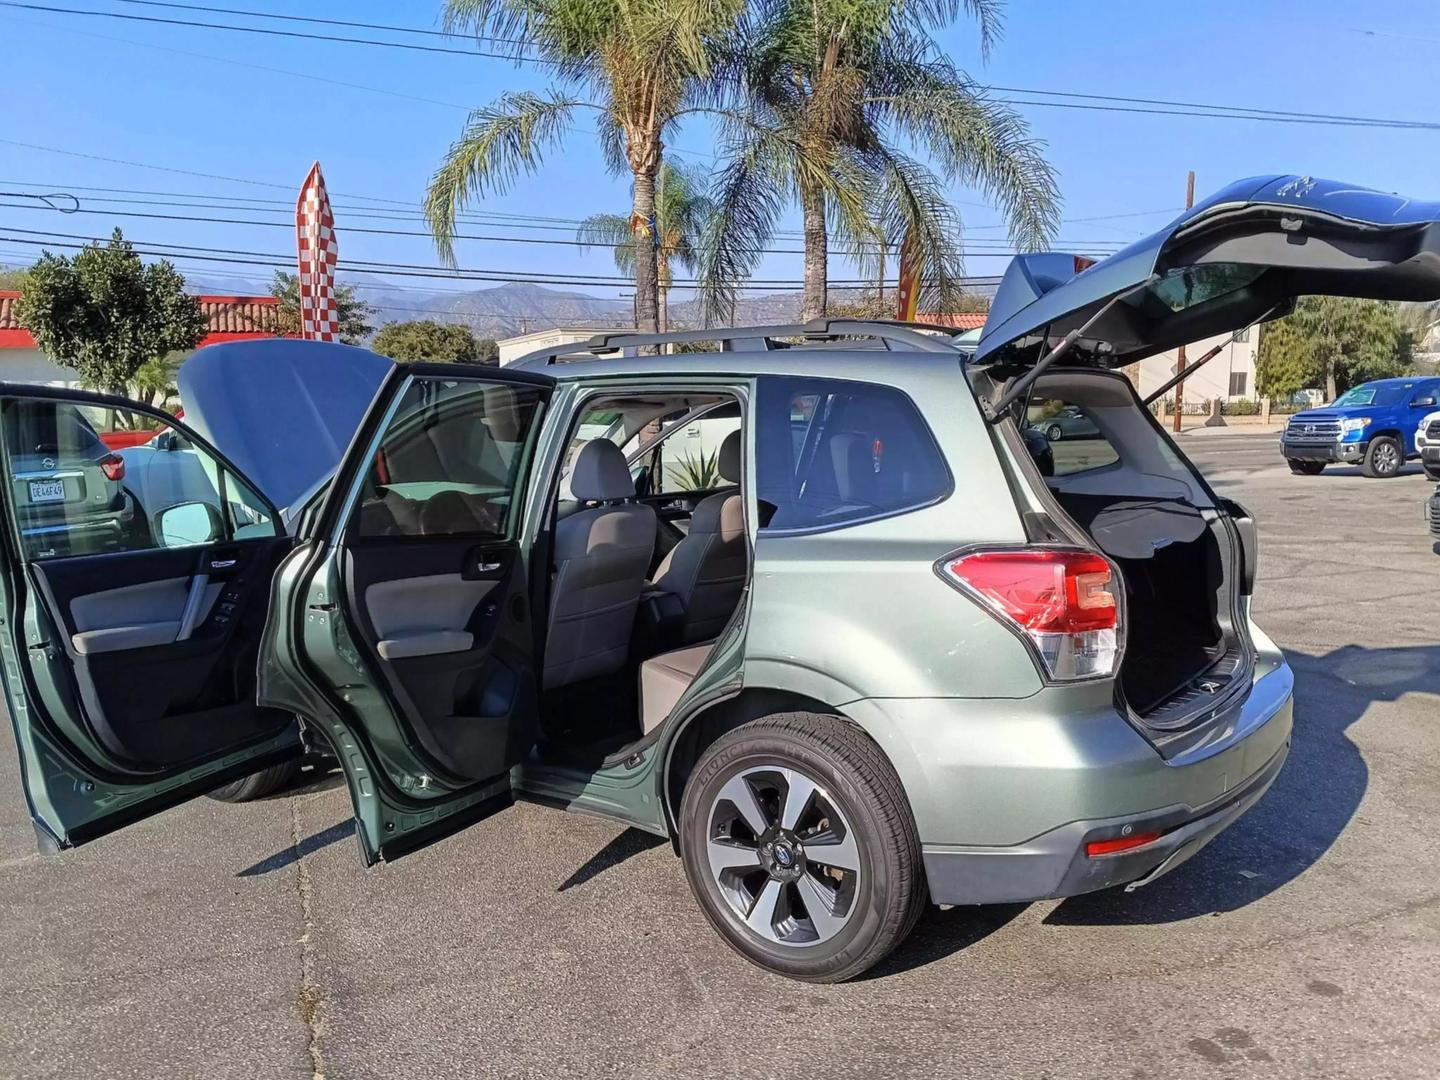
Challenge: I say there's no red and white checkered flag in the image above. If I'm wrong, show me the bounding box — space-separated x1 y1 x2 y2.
295 162 339 341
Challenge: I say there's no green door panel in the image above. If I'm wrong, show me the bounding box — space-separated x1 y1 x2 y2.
0 385 300 851
259 364 556 864
257 542 513 864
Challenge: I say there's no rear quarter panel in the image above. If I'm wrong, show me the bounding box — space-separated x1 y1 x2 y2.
743 362 1041 703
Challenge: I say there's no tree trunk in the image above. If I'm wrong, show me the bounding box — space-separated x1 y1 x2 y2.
630 162 661 338
800 180 828 322
1325 362 1338 402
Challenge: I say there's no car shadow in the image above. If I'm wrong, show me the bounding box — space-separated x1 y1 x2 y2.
858 902 1029 980
557 827 667 892
1044 643 1437 926
235 818 356 878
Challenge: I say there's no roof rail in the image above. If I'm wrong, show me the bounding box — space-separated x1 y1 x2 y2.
509 318 964 368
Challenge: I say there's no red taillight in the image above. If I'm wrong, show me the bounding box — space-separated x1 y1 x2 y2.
942 548 1121 680
100 454 125 482
1085 831 1162 857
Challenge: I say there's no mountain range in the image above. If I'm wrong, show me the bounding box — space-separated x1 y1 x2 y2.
2 264 996 342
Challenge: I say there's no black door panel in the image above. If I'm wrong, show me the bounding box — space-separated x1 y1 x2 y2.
341 536 537 782
30 536 294 769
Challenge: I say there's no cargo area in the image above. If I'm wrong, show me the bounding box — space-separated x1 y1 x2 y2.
1022 370 1246 721
1052 491 1231 714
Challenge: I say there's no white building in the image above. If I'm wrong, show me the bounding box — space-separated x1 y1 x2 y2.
497 325 635 366
1128 327 1259 404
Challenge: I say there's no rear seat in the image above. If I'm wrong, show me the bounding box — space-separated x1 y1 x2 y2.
640 643 714 733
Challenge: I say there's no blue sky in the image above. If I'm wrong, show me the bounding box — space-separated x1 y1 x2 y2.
3 0 1439 311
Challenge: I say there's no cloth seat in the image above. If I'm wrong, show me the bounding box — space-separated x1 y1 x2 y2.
649 430 747 645
544 439 656 689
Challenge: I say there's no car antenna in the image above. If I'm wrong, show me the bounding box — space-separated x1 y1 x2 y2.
1141 304 1283 407
985 276 1160 425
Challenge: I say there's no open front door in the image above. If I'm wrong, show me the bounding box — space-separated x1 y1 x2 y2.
258 364 555 864
0 387 298 851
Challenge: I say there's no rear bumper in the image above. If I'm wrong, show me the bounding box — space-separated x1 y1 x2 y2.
919 656 1294 906
1281 439 1362 464
923 738 1288 904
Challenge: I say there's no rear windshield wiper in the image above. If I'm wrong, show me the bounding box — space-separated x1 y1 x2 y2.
986 276 1159 425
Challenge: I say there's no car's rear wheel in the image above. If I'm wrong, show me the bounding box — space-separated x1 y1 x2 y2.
1287 459 1325 475
1362 436 1403 478
678 712 925 983
207 760 302 803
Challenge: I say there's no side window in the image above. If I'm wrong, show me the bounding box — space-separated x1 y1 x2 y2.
1027 398 1121 476
354 377 544 539
2 398 274 560
754 376 950 531
651 412 742 494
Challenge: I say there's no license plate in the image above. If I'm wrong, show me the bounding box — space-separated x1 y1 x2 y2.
28 479 66 503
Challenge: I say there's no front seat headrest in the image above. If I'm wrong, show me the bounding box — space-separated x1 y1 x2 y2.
718 429 742 484
570 439 635 501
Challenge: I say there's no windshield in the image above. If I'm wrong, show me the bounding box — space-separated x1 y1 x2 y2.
1332 383 1411 408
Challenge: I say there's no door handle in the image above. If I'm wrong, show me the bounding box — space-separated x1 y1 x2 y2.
477 560 502 572
210 558 237 570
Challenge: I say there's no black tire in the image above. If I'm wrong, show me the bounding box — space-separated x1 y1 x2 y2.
1046 424 1063 442
678 712 925 983
1424 463 1440 482
207 759 302 803
1287 459 1326 475
1362 436 1403 478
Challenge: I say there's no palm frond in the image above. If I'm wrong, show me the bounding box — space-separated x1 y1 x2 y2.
424 91 585 265
576 213 637 274
865 44 1060 251
868 148 969 310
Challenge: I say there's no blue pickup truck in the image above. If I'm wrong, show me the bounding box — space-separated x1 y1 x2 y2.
1281 377 1440 478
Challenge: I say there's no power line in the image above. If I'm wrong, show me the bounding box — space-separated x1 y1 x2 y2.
0 228 997 290
0 176 1143 247
107 0 499 43
9 2 1440 132
0 200 1124 257
0 1 554 61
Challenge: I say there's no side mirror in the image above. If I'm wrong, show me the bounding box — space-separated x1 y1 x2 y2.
155 501 224 548
1412 396 1436 408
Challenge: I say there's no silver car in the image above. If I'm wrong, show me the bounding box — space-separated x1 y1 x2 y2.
4 175 1438 983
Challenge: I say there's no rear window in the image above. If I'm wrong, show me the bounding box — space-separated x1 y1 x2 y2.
755 376 950 532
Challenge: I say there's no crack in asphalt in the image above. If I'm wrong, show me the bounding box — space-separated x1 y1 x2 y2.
289 797 327 1080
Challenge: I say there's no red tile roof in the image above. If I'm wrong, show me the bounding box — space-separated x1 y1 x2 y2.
917 311 987 330
0 290 290 348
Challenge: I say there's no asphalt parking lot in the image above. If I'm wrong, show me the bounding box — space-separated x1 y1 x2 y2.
2 429 1437 1080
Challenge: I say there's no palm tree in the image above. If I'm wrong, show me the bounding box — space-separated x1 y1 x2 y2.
699 0 1061 323
577 162 714 333
424 0 743 335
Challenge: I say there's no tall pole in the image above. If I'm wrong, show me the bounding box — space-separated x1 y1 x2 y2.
1172 170 1196 434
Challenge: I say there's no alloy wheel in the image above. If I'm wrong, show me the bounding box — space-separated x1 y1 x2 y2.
705 766 861 948
1374 441 1400 473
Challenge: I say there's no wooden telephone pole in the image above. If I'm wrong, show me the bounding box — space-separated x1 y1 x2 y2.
1171 170 1196 434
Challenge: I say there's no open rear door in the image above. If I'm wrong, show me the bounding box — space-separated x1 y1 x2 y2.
258 363 556 864
975 174 1440 373
0 386 298 851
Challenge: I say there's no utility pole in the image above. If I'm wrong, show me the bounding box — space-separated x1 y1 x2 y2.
1172 170 1196 434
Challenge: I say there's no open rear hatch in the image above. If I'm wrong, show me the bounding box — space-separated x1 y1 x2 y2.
970 175 1440 736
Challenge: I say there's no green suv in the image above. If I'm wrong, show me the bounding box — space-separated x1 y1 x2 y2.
3 175 1437 982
